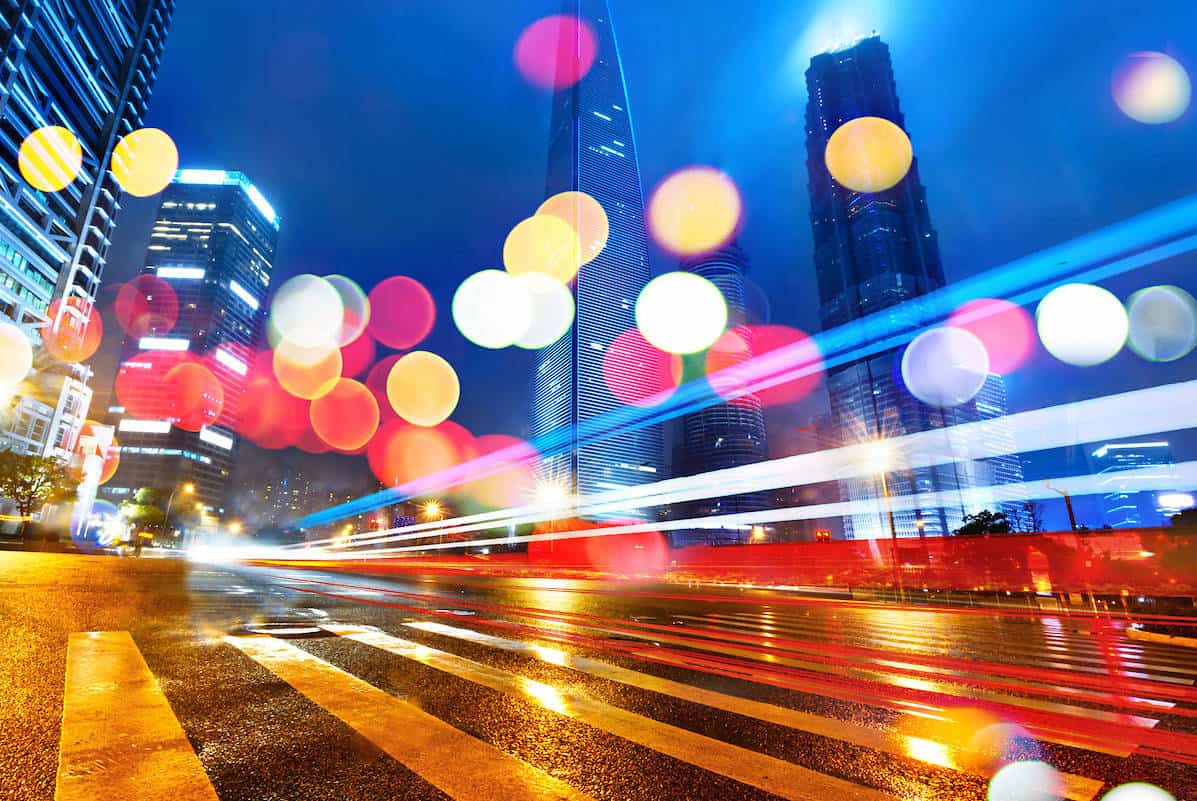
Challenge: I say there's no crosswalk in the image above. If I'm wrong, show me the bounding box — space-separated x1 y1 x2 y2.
53 607 1196 801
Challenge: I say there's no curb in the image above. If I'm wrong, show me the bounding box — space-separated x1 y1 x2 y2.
1127 628 1197 649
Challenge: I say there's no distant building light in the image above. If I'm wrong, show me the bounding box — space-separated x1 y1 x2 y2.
175 168 228 185
228 279 260 310
118 419 171 434
199 426 234 450
243 183 278 227
107 405 125 414
156 265 205 280
138 336 190 351
173 168 280 229
213 348 248 376
592 111 612 121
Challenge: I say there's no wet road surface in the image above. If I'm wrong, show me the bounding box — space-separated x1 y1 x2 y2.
2 551 1195 801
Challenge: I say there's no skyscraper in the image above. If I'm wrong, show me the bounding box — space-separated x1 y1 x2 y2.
1091 441 1178 528
804 35 1023 538
102 169 279 516
674 242 770 539
531 0 662 507
0 0 174 459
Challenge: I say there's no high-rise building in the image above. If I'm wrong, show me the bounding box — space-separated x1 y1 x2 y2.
1091 441 1178 528
673 242 770 542
804 35 1022 538
0 1 174 459
531 0 662 509
102 169 279 515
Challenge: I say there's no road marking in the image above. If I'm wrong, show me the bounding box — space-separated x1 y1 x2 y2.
404 620 1104 801
55 631 218 801
225 634 592 801
326 624 896 801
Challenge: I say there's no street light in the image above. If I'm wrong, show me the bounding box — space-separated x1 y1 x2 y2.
162 481 196 537
228 521 243 535
422 500 443 520
864 438 903 600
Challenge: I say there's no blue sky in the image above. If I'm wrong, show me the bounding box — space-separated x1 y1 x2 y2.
100 0 1197 521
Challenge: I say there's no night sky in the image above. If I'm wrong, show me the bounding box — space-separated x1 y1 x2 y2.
97 0 1197 526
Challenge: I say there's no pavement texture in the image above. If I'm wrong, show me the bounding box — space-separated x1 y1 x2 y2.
2 550 1196 801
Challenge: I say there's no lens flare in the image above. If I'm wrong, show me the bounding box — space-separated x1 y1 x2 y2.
1101 785 1176 801
365 354 402 420
1036 283 1128 367
163 361 224 431
110 128 178 197
514 15 597 91
824 116 913 193
453 269 534 349
18 126 82 192
537 191 609 265
41 298 102 363
1126 285 1197 362
0 321 33 388
514 272 575 349
987 761 1062 801
1112 52 1191 124
114 275 179 338
636 271 727 354
465 434 540 508
503 215 583 285
368 420 474 487
366 276 436 350
647 167 742 256
309 378 380 451
270 274 343 349
339 330 377 378
97 435 120 484
325 274 371 346
948 298 1035 374
902 326 990 407
706 325 823 407
602 329 682 407
273 340 342 400
386 351 460 426
237 364 309 449
72 421 121 485
114 350 194 420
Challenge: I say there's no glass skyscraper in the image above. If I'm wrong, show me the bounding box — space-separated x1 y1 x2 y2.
1091 440 1178 528
805 35 1023 538
675 242 770 537
532 0 662 507
0 0 173 460
103 169 278 516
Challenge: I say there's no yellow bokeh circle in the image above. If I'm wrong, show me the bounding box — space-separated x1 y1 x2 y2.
503 215 583 285
536 191 609 265
386 350 460 427
273 340 342 400
19 126 82 192
824 116 913 193
111 128 179 197
647 167 742 256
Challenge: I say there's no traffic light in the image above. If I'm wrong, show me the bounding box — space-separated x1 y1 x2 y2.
814 529 831 542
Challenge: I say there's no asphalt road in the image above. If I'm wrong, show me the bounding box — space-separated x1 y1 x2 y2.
2 550 1195 801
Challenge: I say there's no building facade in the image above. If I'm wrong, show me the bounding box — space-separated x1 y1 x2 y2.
102 169 278 516
804 35 1023 538
531 0 663 509
0 0 173 459
673 242 770 543
1091 441 1179 528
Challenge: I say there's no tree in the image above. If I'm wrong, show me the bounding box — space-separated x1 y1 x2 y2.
0 448 78 538
118 487 168 532
1020 500 1045 533
954 509 1011 536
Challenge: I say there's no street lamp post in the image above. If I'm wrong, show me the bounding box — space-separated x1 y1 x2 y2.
865 440 904 603
162 482 194 539
1043 479 1078 530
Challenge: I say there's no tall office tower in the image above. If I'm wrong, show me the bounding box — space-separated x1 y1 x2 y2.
674 242 770 540
1091 440 1178 528
0 0 173 459
970 374 1028 527
805 35 1014 539
103 169 279 515
531 0 662 509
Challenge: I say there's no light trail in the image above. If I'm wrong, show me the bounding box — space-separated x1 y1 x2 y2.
290 378 1197 551
294 193 1197 531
